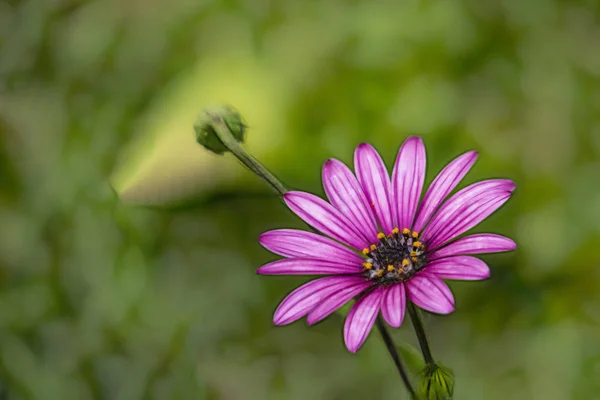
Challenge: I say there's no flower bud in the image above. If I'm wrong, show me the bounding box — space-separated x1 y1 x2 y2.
194 105 246 155
417 363 455 400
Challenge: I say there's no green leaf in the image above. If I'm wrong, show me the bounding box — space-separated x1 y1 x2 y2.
397 341 426 375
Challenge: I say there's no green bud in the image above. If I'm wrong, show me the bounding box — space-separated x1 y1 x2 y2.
194 105 246 155
417 363 455 400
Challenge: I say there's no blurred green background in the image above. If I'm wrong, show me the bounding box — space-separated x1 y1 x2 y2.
1 0 600 399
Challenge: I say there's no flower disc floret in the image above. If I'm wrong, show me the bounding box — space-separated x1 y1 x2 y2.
362 228 426 283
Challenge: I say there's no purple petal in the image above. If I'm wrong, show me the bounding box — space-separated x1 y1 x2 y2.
425 256 490 281
322 159 379 243
405 273 455 314
284 191 369 249
307 279 372 325
344 287 384 353
273 276 366 325
427 191 512 250
429 234 516 260
392 136 426 230
412 151 478 233
381 283 406 328
257 258 361 275
259 229 364 266
422 179 515 247
354 143 395 235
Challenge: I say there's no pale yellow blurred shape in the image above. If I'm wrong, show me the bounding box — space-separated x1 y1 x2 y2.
112 55 288 206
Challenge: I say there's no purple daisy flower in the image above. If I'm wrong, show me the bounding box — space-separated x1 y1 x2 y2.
258 137 516 353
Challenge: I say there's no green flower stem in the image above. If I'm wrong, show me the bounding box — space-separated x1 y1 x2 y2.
375 316 417 398
407 301 435 365
198 107 415 395
206 110 288 196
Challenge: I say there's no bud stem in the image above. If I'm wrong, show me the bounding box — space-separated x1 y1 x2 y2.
200 107 416 396
206 110 288 196
407 301 435 365
375 316 417 399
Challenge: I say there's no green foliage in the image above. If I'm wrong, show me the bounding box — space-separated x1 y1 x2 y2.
1 0 600 399
397 341 426 375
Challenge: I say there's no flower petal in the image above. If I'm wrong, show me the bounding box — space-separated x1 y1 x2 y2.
412 151 478 233
273 276 366 325
257 258 361 275
425 256 490 281
429 234 516 260
392 136 426 230
381 283 406 328
307 280 372 325
428 191 513 250
259 229 364 266
322 159 379 243
344 287 384 353
422 179 515 248
354 143 395 235
284 191 369 249
405 274 455 314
